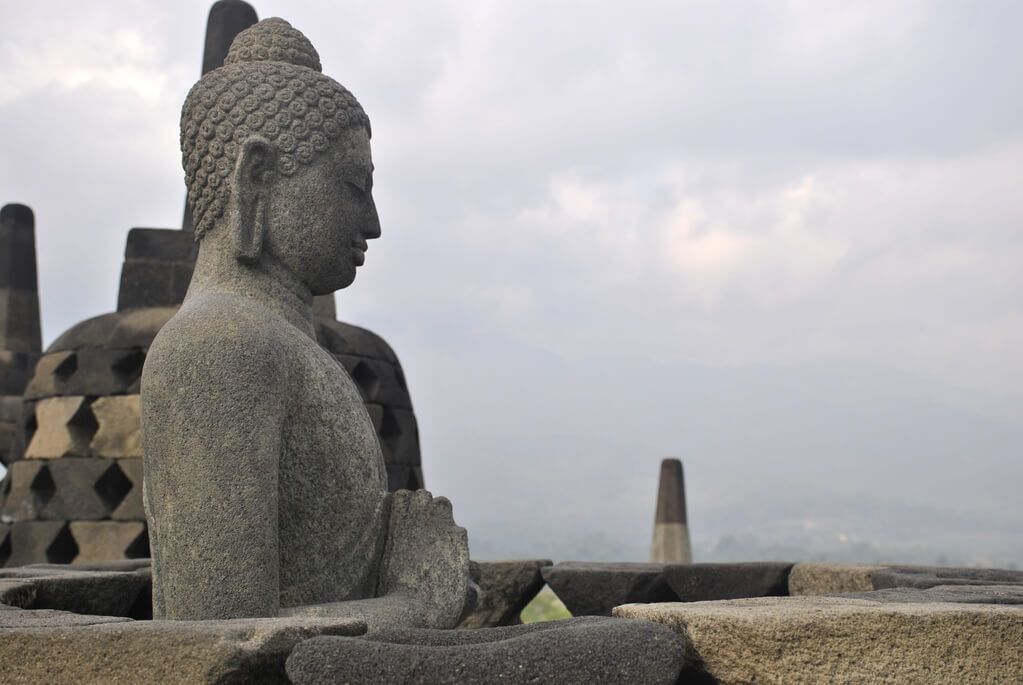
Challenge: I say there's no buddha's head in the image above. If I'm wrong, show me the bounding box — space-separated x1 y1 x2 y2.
181 18 379 295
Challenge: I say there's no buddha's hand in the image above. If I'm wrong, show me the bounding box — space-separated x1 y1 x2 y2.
376 489 478 629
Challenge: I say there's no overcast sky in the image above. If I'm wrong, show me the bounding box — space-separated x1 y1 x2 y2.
2 1 1021 565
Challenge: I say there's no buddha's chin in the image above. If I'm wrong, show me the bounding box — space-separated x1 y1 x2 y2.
310 268 356 295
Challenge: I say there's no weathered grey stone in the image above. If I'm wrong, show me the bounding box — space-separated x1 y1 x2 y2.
116 260 195 312
542 562 678 616
458 560 550 628
286 616 686 685
0 351 37 397
24 396 96 459
615 596 1023 684
384 463 423 491
790 562 1023 596
110 458 144 520
68 521 147 564
0 604 130 629
376 407 420 465
47 308 177 353
201 0 260 76
0 204 42 356
0 524 9 566
142 18 470 627
788 562 886 595
3 521 78 566
123 227 199 263
872 565 1023 589
0 394 22 422
89 395 142 458
336 355 412 408
663 562 793 601
0 565 150 616
0 460 54 521
22 350 77 398
1 458 138 524
838 584 1023 606
651 458 691 564
315 318 400 364
0 611 365 684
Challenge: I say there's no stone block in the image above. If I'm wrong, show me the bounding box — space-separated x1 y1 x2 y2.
69 521 147 564
839 584 1023 606
0 565 151 616
0 421 15 460
24 396 96 459
0 460 53 521
0 613 365 684
384 464 417 491
0 524 10 567
23 350 77 399
286 616 686 685
89 395 142 458
64 348 144 396
0 394 23 422
0 351 36 396
3 521 78 567
788 562 885 595
337 356 412 408
541 562 678 617
615 596 1023 684
3 399 35 465
872 565 1023 590
0 604 131 629
790 562 1023 596
117 260 194 311
0 204 39 291
123 227 198 263
377 407 420 465
0 289 43 353
45 459 125 520
111 458 145 520
316 319 399 363
663 562 793 602
47 309 176 353
365 402 384 432
459 559 551 628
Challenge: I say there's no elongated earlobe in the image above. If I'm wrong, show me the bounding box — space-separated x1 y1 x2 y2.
232 137 275 264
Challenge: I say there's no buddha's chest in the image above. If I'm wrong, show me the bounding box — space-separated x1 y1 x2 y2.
279 337 385 492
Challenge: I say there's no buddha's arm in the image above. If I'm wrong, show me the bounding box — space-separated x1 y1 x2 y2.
141 316 286 620
280 490 478 630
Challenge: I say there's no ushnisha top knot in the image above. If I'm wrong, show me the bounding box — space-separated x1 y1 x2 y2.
224 17 322 72
181 17 370 239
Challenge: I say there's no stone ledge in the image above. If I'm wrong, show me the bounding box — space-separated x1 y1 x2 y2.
614 596 1023 685
0 609 366 685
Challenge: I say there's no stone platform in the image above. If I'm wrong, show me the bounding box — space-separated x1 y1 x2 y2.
616 595 1023 684
4 558 1023 683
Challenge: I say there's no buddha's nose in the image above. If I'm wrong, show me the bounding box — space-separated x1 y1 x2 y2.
363 195 381 240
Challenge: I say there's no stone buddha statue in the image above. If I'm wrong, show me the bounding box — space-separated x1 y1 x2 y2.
141 18 474 627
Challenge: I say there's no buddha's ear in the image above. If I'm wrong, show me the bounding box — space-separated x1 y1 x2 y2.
232 136 275 264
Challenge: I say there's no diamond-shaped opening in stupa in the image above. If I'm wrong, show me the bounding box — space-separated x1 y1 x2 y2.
94 462 133 511
45 524 78 564
350 360 380 400
29 465 57 509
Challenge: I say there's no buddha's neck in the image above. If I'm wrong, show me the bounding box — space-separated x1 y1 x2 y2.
187 240 316 339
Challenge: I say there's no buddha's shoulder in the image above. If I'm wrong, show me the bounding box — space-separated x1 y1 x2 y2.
149 293 295 366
